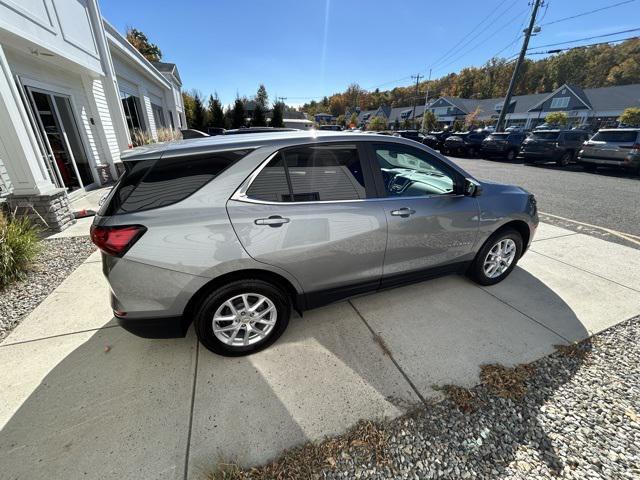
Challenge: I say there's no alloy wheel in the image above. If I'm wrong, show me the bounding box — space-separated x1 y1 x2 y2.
212 293 277 347
483 239 517 279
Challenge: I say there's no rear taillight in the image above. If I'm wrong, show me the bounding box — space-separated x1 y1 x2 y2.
90 225 146 257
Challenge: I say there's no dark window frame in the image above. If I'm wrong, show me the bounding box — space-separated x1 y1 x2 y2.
244 142 377 203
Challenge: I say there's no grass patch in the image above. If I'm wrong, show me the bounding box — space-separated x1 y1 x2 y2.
479 363 536 401
207 420 388 480
0 211 40 288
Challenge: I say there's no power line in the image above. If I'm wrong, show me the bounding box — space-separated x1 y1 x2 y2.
432 6 531 75
430 0 516 70
527 35 639 55
541 0 637 26
529 27 640 49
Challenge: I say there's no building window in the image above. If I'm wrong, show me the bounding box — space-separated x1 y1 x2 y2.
433 107 448 116
120 91 145 132
152 103 167 129
168 111 175 129
550 97 570 109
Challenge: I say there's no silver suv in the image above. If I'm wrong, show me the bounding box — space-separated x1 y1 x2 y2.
578 128 640 174
92 131 538 356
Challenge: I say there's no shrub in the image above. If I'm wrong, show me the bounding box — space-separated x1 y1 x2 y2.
545 111 568 126
0 211 41 288
156 128 183 142
619 107 640 127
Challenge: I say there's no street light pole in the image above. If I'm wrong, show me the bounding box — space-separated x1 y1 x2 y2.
411 73 423 126
496 0 543 132
421 68 432 132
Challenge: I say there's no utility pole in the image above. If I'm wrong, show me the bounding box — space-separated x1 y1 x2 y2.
496 0 543 132
411 73 423 126
421 68 433 132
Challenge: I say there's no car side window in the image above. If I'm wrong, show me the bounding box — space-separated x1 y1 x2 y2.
246 144 367 202
372 143 456 197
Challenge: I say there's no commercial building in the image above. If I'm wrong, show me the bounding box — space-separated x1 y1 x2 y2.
0 0 184 230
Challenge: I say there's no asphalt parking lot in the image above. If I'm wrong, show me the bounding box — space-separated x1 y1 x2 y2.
448 155 640 241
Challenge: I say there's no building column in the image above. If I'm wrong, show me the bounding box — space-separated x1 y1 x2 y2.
87 0 131 177
0 44 74 231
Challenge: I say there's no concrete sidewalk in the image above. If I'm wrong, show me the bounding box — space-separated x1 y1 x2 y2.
1 223 639 480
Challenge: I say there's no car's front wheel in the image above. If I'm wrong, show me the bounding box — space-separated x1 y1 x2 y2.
194 279 291 356
557 151 572 167
468 229 523 286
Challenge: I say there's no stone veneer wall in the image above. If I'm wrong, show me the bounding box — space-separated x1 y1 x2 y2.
7 189 75 232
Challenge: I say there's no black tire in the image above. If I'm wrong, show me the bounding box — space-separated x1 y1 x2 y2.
194 279 291 356
468 228 523 286
557 151 572 167
506 149 517 161
581 163 597 172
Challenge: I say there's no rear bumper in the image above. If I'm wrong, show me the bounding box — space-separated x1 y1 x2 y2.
577 155 639 169
115 312 190 338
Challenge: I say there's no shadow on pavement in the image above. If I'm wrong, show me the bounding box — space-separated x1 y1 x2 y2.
0 266 590 479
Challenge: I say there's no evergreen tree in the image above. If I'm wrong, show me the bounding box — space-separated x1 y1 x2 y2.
192 92 206 131
126 27 162 61
207 94 225 128
251 103 267 127
271 102 284 128
231 97 246 128
256 84 269 109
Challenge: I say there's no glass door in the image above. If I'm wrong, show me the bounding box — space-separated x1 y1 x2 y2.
24 88 94 192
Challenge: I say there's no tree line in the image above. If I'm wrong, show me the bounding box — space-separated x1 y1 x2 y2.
301 39 640 118
182 85 285 131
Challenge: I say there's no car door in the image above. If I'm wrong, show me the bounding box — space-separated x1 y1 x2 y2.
226 142 387 307
365 141 480 287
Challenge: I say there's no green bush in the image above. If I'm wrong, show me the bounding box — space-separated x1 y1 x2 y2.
0 211 41 288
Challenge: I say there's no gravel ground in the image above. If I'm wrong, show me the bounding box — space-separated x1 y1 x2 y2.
228 316 639 480
0 236 96 341
322 317 640 480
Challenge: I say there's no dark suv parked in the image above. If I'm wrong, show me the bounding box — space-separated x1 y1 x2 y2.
520 129 589 166
442 130 490 157
481 132 526 161
422 131 454 150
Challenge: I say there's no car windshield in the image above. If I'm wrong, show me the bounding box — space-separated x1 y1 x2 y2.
531 131 560 140
591 131 638 143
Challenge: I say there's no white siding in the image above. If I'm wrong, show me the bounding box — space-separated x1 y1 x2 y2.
0 152 12 197
90 77 120 160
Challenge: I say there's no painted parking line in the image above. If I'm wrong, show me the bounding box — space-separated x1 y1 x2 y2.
540 211 640 246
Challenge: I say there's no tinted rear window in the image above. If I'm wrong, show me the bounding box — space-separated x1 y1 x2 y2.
101 150 250 215
488 133 509 139
531 132 560 140
591 131 639 143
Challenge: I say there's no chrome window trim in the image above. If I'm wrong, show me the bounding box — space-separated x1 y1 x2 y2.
230 150 463 206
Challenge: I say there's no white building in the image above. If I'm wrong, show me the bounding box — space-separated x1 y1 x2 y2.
0 0 184 230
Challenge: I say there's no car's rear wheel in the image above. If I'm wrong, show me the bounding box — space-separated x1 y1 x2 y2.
557 151 572 167
468 229 523 286
506 149 517 161
194 279 291 356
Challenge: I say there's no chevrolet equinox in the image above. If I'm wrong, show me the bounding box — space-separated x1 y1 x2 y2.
92 131 538 356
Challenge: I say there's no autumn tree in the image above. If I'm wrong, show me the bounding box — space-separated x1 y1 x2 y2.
126 28 162 61
349 112 358 127
545 111 569 126
368 116 388 131
619 107 640 126
182 91 196 128
465 107 483 129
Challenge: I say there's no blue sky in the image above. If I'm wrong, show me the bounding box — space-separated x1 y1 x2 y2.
100 0 638 107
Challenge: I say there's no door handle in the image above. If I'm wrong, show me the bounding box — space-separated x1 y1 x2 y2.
390 208 416 218
254 215 290 227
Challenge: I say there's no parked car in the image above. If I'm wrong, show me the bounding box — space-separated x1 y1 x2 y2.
578 128 640 174
393 130 424 143
91 131 538 356
520 129 589 166
318 125 343 131
422 131 454 150
180 129 209 139
481 132 526 161
442 130 490 156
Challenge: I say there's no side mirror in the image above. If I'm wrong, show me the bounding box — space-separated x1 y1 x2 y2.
464 178 483 197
